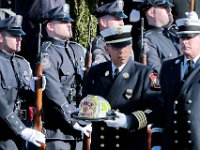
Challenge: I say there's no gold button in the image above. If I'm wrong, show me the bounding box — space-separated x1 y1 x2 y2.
100 135 104 139
100 143 105 147
116 143 120 148
100 127 105 131
174 130 178 134
188 110 191 114
187 130 191 134
173 120 177 124
188 140 192 144
186 100 192 104
174 140 178 144
115 135 120 139
174 100 178 104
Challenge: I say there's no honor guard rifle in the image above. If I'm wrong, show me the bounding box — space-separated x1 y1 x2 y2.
83 15 93 150
34 23 46 150
139 18 147 65
139 18 151 150
85 15 93 73
190 0 195 11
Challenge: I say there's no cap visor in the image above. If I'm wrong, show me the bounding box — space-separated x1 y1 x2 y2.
8 29 26 36
111 12 128 19
63 17 74 22
109 40 132 48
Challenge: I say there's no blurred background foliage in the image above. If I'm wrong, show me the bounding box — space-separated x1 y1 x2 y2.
66 0 98 48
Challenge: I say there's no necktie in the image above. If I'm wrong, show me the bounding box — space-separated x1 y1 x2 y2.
113 68 119 80
183 60 194 80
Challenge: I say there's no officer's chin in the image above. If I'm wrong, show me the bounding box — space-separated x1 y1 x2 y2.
15 47 21 52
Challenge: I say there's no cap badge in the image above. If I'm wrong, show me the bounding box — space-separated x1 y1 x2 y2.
116 0 124 9
63 4 70 14
15 16 21 26
116 27 123 34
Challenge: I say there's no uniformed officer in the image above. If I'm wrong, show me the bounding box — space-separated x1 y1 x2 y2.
91 0 128 66
40 4 92 150
152 11 200 150
137 0 182 72
0 15 45 149
83 25 163 150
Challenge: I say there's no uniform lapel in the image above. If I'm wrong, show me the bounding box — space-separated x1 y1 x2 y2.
106 59 135 107
179 59 200 98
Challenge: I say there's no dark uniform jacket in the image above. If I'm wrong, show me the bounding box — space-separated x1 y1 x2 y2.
0 49 33 149
41 38 85 140
159 56 200 150
140 26 182 72
83 58 163 150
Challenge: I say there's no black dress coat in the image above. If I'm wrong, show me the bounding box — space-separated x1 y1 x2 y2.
83 58 163 150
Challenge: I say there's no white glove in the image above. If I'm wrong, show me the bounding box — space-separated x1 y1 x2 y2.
73 123 92 137
20 128 45 147
104 111 127 129
30 74 46 92
152 146 162 150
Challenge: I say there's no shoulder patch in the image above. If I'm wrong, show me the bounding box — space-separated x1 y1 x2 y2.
41 52 51 69
149 73 160 89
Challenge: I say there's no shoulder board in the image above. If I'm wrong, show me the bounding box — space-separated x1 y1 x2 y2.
41 41 52 51
144 30 153 37
15 54 31 66
68 41 86 49
15 54 25 60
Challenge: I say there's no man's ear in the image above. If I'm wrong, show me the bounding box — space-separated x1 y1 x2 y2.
104 45 109 52
99 17 107 28
0 32 3 42
146 7 155 18
46 22 54 31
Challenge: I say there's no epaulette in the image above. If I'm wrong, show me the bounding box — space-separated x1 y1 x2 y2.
41 41 52 51
15 54 25 60
15 54 31 68
68 41 86 50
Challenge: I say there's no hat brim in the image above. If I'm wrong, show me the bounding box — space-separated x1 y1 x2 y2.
62 17 74 22
109 40 132 48
94 11 128 19
7 29 26 36
110 12 128 19
155 1 174 7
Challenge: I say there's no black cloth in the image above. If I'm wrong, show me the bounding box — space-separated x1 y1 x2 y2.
183 60 194 80
83 58 163 150
113 68 119 80
157 55 200 150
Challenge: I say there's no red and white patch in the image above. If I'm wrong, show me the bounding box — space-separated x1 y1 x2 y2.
149 73 160 89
